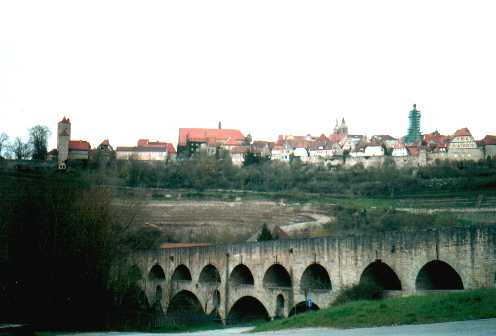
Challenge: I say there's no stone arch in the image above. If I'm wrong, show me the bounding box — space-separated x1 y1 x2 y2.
171 264 192 282
300 263 332 291
416 260 464 290
148 264 165 281
289 301 319 316
167 290 205 320
227 296 270 324
199 264 221 285
229 264 254 287
263 264 292 288
275 294 285 318
360 261 401 290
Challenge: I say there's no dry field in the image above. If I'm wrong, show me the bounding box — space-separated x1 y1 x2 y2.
130 199 330 244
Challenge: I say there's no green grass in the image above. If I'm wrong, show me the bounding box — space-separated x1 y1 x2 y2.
252 289 496 332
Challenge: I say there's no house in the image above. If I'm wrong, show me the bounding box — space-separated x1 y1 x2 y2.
370 135 398 149
364 145 385 157
97 139 114 152
69 140 91 160
89 139 116 164
271 145 292 162
276 134 316 150
341 135 367 152
480 135 496 159
293 147 309 161
308 143 343 162
177 125 246 157
448 128 483 161
230 146 249 166
392 143 408 157
116 139 176 161
250 141 274 158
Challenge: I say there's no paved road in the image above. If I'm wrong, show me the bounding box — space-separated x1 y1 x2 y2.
62 318 496 336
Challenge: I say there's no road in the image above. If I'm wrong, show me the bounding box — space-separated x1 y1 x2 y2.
61 318 496 336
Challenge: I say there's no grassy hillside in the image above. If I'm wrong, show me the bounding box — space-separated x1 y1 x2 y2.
253 289 496 332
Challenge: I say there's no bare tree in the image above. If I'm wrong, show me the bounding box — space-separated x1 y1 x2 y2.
0 132 8 158
29 125 51 160
10 137 31 160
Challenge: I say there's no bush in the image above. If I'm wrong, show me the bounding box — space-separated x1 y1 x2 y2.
333 281 384 305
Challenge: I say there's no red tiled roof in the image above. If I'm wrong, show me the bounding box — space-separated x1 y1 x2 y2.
224 137 242 146
423 131 449 145
453 128 472 137
481 135 496 145
59 117 71 124
178 128 245 146
69 140 90 151
100 139 110 146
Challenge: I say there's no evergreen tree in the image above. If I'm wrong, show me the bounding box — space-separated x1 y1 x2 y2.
258 223 273 241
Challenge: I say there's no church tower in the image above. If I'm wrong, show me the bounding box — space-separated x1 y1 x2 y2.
333 118 349 136
405 104 422 144
57 117 71 169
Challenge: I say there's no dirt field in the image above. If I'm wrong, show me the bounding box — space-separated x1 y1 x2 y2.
131 199 331 244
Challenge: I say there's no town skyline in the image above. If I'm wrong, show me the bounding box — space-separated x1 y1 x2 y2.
1 103 494 151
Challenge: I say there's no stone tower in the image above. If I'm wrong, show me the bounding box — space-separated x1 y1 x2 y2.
57 117 71 169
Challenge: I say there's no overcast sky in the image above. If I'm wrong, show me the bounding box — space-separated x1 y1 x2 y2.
1 0 495 149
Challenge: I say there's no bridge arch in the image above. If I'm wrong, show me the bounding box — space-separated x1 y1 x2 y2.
416 260 464 290
300 263 332 291
167 290 205 317
360 260 401 290
263 264 292 288
199 264 221 285
289 301 319 316
229 264 254 287
171 264 192 282
227 296 270 324
148 264 165 281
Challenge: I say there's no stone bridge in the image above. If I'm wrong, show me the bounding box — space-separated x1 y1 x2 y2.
127 225 496 323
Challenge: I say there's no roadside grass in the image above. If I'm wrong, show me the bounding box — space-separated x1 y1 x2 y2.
252 289 496 332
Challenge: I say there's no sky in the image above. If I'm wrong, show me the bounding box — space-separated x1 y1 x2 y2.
1 0 495 150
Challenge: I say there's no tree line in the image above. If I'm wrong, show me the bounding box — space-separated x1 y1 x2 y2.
117 155 496 197
0 125 51 160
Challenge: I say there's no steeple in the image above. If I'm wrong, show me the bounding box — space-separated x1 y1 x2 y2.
218 121 222 130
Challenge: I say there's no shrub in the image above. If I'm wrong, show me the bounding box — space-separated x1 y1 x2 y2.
333 281 384 305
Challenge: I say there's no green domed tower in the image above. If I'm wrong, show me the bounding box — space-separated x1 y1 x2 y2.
405 104 422 144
